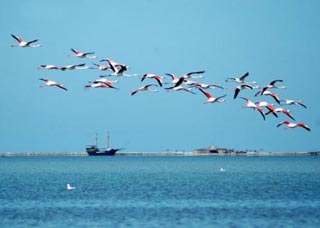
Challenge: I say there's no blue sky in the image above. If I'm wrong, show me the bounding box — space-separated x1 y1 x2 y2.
1 0 319 152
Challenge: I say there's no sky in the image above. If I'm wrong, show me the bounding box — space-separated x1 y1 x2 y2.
1 0 319 152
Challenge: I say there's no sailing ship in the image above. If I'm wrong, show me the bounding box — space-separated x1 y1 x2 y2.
86 131 122 156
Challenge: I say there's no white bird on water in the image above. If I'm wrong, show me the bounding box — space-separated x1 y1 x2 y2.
220 167 226 172
67 184 76 190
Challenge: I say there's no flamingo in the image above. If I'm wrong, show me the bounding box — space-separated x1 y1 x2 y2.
255 101 278 117
141 74 163 87
59 63 88 71
277 121 311 131
131 84 158 96
173 71 205 87
39 78 67 91
85 82 109 89
88 78 119 89
198 88 226 104
11 34 42 48
89 63 111 71
257 79 285 94
188 81 224 90
256 90 281 104
165 86 196 94
225 72 255 84
240 97 265 120
38 64 60 70
233 84 253 99
165 73 180 85
280 99 307 109
68 48 97 59
266 108 295 120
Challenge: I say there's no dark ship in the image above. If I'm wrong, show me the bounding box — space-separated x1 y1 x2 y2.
86 131 122 156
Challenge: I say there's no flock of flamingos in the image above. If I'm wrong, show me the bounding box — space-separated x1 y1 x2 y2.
11 34 311 132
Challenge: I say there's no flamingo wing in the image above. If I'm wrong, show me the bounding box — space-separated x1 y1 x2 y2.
199 88 212 99
11 34 23 43
239 72 249 81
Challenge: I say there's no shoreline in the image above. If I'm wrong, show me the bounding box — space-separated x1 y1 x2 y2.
0 151 319 157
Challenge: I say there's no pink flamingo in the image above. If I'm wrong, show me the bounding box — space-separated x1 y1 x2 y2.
277 121 311 131
131 84 158 96
11 34 42 48
68 48 97 59
240 97 265 120
198 88 226 104
39 78 67 91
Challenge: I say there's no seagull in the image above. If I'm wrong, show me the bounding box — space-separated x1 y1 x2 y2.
220 167 226 172
11 34 42 48
266 108 295 120
226 72 255 84
277 121 311 131
233 84 253 99
198 88 226 104
39 78 68 91
67 184 76 190
141 74 163 87
240 97 265 120
131 84 158 96
280 99 307 109
38 64 60 70
68 48 97 59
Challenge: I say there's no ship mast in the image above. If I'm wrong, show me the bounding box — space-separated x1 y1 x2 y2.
106 130 110 149
95 131 98 147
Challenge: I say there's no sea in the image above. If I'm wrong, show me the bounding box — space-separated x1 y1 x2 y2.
0 155 319 228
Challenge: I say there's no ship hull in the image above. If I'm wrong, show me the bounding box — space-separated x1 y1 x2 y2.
86 146 119 156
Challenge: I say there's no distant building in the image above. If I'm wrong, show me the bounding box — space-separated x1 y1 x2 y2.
194 145 233 155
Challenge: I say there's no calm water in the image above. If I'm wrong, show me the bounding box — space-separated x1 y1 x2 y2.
0 156 319 228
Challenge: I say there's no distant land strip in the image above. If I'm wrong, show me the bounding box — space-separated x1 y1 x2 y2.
0 151 319 157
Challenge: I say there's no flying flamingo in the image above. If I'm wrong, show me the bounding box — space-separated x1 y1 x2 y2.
256 79 286 94
240 97 265 120
88 78 119 89
141 74 164 87
173 71 205 87
39 78 67 91
131 84 158 96
89 63 111 71
85 82 109 89
277 121 311 131
256 90 281 104
188 81 224 90
38 64 60 70
198 88 226 104
59 63 88 71
255 101 278 117
266 108 295 120
165 86 196 94
280 99 307 109
225 72 255 84
233 84 253 99
68 48 97 59
11 34 42 48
